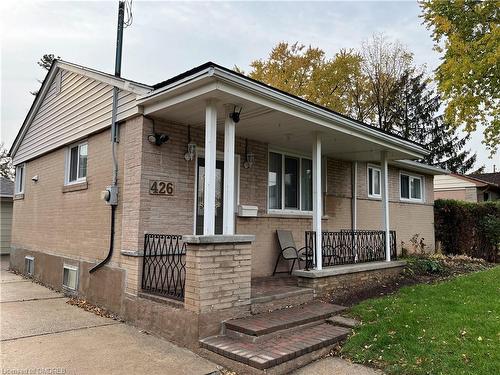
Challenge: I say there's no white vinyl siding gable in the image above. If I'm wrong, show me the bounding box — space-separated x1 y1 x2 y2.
13 68 141 165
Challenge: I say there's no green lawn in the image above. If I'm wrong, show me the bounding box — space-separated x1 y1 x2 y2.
342 267 500 375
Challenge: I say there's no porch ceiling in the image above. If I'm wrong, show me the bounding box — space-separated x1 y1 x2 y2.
139 72 427 162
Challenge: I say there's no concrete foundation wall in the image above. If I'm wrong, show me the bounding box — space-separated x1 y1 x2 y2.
297 265 405 297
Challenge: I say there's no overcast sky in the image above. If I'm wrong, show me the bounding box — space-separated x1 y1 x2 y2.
1 0 498 170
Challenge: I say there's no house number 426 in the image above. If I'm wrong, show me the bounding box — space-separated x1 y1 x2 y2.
149 180 174 196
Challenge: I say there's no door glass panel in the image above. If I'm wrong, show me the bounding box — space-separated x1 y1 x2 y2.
196 158 223 235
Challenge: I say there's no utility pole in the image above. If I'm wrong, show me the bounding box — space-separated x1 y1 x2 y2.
90 0 129 273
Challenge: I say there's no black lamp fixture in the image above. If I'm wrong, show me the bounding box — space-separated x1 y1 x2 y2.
229 105 243 123
243 138 255 169
146 116 169 146
184 125 197 161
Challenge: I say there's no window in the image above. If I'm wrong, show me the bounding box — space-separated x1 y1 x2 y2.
63 265 78 290
268 151 313 212
66 142 87 184
400 173 423 201
25 256 34 276
368 165 381 198
15 164 25 194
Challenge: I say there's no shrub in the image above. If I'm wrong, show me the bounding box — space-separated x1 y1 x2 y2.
434 199 499 262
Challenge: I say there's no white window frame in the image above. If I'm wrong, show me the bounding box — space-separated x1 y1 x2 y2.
399 171 424 203
65 141 88 185
367 164 381 199
25 256 34 276
267 149 313 215
15 163 26 194
62 264 79 291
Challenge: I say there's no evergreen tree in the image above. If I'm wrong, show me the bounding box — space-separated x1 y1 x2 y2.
390 70 477 174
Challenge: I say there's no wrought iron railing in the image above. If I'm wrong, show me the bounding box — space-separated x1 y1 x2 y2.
304 230 397 269
142 234 186 301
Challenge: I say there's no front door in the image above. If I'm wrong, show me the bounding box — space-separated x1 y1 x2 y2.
196 158 224 235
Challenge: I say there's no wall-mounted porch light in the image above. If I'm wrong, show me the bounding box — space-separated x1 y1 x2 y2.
184 125 197 161
243 138 254 169
229 105 243 123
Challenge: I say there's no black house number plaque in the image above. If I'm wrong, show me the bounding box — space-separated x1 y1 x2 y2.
149 180 174 196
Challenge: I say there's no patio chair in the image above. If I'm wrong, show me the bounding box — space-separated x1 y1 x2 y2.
273 230 310 276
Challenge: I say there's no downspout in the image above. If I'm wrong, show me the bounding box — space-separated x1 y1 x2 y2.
90 1 125 273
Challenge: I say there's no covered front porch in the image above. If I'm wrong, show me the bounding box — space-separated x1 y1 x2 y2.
135 63 426 309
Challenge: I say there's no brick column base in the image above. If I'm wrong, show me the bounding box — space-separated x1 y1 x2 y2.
183 235 254 314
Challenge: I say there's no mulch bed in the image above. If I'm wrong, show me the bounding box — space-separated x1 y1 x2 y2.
323 255 496 307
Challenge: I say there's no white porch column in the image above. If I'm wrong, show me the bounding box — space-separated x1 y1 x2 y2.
381 151 391 261
312 133 323 270
351 161 358 231
203 100 217 235
223 106 236 235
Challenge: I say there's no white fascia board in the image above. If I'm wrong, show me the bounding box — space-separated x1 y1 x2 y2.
212 68 429 158
142 82 218 115
392 160 450 175
58 61 152 95
138 67 215 103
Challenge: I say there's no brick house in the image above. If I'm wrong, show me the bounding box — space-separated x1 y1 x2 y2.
434 173 500 202
9 60 445 371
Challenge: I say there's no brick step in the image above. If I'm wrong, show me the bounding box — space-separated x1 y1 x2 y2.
200 323 350 370
225 301 346 336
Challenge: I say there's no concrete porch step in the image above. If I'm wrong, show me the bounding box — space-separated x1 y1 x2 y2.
200 323 350 370
225 301 346 336
250 284 314 314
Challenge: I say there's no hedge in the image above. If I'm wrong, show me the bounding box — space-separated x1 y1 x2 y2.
434 199 500 262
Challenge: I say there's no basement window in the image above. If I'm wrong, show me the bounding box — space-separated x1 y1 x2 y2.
25 256 34 276
63 265 78 291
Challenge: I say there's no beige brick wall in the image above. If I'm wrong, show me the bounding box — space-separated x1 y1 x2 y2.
184 241 252 313
12 115 437 285
11 126 126 264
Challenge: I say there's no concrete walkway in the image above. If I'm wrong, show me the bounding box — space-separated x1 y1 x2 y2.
1 255 380 375
292 357 383 375
0 255 218 375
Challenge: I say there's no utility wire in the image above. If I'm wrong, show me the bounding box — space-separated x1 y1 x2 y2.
124 0 133 28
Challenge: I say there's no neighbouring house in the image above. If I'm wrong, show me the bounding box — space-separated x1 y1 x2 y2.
434 173 500 202
9 60 446 371
1 176 14 255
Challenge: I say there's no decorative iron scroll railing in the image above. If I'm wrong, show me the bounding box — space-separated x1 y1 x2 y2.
142 234 186 301
304 230 397 270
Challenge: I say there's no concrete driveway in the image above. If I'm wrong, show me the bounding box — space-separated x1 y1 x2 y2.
0 255 218 375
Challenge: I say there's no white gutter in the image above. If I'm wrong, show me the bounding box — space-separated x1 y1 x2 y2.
392 160 450 175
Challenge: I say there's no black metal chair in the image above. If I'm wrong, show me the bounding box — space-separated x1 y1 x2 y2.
273 230 309 275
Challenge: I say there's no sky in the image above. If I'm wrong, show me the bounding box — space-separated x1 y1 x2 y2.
1 0 498 171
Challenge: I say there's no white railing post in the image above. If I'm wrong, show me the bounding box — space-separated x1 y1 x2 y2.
381 151 391 261
312 133 323 270
223 105 236 235
203 99 217 235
